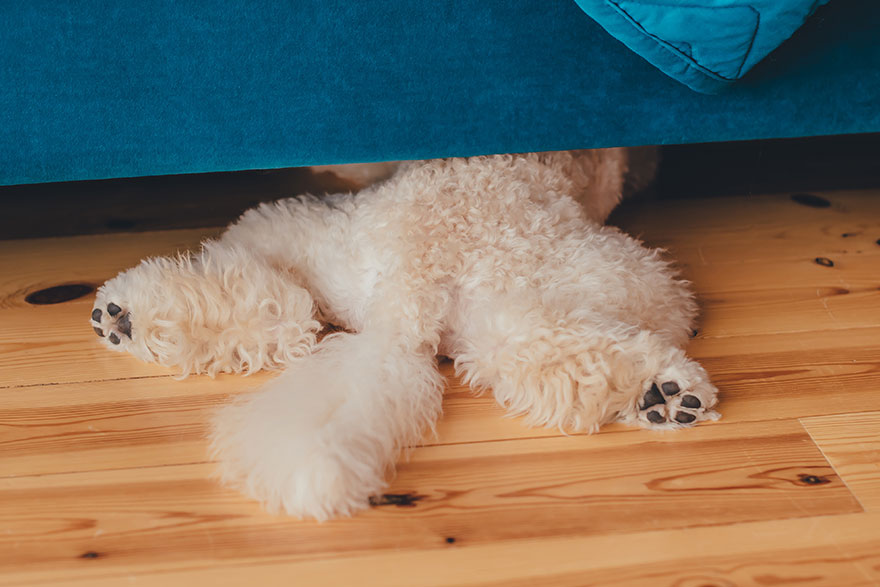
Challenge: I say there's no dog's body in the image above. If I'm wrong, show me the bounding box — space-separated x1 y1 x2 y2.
92 150 719 520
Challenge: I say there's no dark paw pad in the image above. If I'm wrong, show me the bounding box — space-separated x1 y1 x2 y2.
674 411 696 424
108 333 120 345
640 384 665 409
93 327 104 337
91 308 103 322
681 395 701 409
646 410 665 424
107 303 122 317
661 381 680 396
116 313 132 337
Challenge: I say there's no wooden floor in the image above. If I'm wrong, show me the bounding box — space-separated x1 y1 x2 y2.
2 189 880 586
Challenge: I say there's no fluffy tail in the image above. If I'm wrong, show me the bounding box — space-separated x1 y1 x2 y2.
210 330 444 520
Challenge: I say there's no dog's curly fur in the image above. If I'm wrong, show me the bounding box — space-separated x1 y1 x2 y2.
92 149 719 520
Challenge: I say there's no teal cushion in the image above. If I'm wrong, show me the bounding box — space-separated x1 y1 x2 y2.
573 0 831 93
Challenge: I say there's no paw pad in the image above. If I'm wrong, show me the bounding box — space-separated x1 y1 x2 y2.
661 381 680 396
674 411 696 424
640 384 665 409
90 302 132 345
638 380 715 428
116 313 132 337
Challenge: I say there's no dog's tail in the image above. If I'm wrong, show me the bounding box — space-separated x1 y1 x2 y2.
209 329 444 520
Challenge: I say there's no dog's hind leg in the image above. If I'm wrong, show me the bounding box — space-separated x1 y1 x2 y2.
452 306 718 433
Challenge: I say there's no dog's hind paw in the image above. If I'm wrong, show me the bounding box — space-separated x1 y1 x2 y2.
90 301 133 347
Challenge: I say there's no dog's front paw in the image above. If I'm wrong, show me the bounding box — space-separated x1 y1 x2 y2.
635 359 720 429
90 301 133 348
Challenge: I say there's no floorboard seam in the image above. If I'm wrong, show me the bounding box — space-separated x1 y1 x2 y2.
0 374 172 391
799 416 868 512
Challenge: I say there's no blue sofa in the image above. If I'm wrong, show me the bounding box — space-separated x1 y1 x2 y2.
2 0 879 187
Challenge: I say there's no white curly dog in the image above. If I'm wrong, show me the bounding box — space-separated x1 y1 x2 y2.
91 150 719 520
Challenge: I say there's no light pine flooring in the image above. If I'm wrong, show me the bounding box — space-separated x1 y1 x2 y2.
1 190 880 586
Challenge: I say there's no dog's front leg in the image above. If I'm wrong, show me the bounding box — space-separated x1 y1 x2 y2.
90 240 320 376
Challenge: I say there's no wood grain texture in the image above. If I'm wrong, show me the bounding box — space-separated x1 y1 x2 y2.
613 190 880 336
2 189 880 586
0 229 218 387
4 337 880 482
802 411 880 510
0 229 220 308
36 512 880 587
0 421 861 585
0 376 262 478
611 190 880 255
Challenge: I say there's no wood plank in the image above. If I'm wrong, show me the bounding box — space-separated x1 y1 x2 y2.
0 307 172 387
0 375 266 478
29 512 880 587
0 420 860 585
6 331 880 479
0 229 218 386
612 190 880 259
694 280 880 336
681 256 879 298
3 324 880 479
1 236 878 388
0 228 219 310
802 412 880 511
615 193 880 336
614 190 880 335
690 328 880 423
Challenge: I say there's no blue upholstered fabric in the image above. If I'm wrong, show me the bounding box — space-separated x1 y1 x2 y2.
1 0 879 186
572 0 831 93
